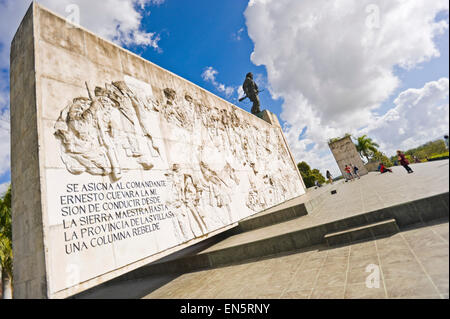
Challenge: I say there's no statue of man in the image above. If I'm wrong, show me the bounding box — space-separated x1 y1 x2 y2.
242 72 261 115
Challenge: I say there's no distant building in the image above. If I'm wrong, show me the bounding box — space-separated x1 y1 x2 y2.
328 135 368 177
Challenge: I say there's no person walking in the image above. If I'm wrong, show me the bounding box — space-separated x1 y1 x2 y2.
352 165 361 179
326 170 333 184
344 164 353 181
397 150 413 174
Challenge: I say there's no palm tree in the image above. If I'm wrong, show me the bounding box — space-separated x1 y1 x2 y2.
0 186 13 299
356 135 380 162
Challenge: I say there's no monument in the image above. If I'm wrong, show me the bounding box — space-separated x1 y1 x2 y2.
328 135 368 177
241 72 261 115
10 3 305 298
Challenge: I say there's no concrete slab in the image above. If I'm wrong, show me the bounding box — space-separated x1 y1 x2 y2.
143 219 448 299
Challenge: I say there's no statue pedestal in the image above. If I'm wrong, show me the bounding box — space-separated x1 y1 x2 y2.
256 110 281 127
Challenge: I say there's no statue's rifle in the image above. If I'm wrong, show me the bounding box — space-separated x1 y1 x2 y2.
239 89 264 102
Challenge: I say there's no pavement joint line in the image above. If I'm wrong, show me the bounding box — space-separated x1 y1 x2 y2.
399 231 443 297
279 248 310 298
429 226 449 245
342 244 352 298
373 238 389 298
308 250 328 299
359 180 366 214
310 189 331 218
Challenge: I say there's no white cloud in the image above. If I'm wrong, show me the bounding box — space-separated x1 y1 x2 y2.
0 0 164 71
0 0 164 181
365 78 449 155
40 0 162 48
237 86 245 100
232 27 245 41
201 66 218 82
201 67 267 102
201 66 236 98
0 109 10 178
0 182 10 197
245 0 449 176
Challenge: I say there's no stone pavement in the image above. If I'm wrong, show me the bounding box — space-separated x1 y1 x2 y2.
145 219 448 299
76 160 449 299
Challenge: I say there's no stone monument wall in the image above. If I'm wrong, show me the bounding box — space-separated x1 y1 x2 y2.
328 136 368 177
11 3 305 298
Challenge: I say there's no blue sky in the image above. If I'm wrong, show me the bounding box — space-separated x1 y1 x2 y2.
125 0 450 151
376 16 449 118
0 0 449 192
134 0 284 115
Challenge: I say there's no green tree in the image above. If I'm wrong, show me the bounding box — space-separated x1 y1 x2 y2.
414 150 427 161
311 169 326 185
297 161 311 177
0 185 13 299
355 135 380 162
297 162 326 188
372 151 393 167
403 140 447 160
389 139 448 162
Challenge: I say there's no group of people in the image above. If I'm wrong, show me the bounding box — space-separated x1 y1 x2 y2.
324 164 360 185
378 150 414 174
323 147 428 188
344 164 360 181
323 150 416 186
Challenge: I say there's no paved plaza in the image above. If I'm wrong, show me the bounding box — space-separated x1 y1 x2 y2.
78 160 449 299
145 219 448 299
204 160 449 253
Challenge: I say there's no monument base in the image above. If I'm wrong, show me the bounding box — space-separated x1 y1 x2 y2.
255 110 281 127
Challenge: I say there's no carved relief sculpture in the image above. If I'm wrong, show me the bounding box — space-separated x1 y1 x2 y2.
55 81 161 180
54 78 303 238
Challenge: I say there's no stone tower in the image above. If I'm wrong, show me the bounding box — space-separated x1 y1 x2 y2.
328 136 368 177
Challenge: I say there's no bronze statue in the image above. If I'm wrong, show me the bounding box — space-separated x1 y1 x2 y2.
241 72 261 115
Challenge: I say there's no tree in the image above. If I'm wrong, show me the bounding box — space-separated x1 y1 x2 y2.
403 140 447 160
297 161 311 177
297 161 326 188
355 135 380 162
389 139 448 162
0 185 12 299
311 169 326 185
372 151 393 167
